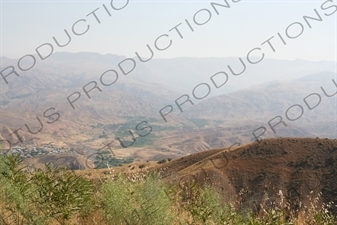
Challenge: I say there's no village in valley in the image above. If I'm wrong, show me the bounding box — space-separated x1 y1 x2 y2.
2 143 76 158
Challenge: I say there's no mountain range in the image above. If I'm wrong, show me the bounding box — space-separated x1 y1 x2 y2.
0 52 336 163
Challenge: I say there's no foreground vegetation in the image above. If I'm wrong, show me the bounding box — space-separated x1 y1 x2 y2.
0 154 336 225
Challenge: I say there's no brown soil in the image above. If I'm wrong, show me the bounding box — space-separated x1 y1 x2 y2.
70 137 337 215
154 137 337 214
23 154 90 170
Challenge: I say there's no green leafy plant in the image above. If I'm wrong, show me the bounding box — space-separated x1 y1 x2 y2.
0 154 95 225
30 163 95 225
0 154 48 225
100 172 175 225
179 180 225 224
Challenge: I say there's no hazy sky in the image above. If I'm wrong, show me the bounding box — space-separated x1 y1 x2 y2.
0 0 336 61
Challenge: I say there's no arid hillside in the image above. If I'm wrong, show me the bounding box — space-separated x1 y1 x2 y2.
1 53 336 166
73 137 337 215
154 137 337 214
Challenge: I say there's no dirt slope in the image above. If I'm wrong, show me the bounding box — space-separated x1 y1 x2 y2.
155 137 337 214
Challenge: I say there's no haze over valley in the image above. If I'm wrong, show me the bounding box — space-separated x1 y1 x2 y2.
0 52 336 168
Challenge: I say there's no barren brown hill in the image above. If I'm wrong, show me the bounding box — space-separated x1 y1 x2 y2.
154 137 337 214
23 154 90 170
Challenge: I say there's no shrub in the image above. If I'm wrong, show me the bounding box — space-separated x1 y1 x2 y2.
0 154 95 225
139 164 146 169
100 172 176 225
157 159 166 164
178 180 226 224
30 164 95 225
0 154 48 225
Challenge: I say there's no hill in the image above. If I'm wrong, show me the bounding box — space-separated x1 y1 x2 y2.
1 53 336 164
154 137 337 214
